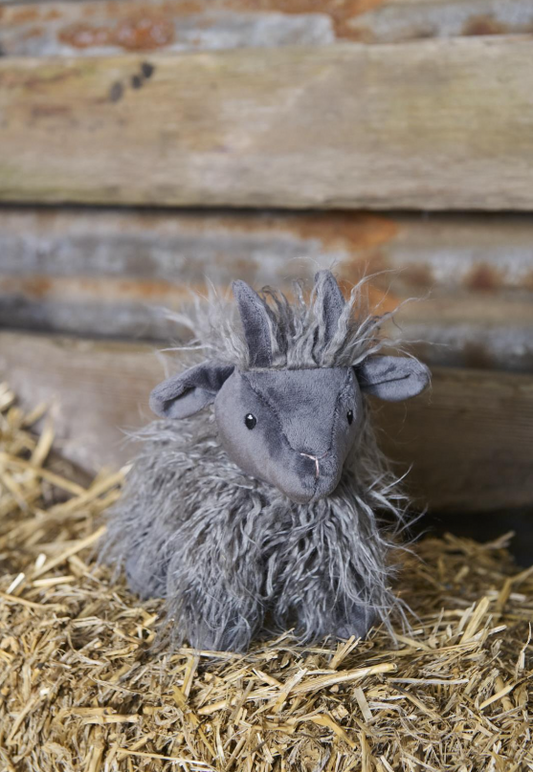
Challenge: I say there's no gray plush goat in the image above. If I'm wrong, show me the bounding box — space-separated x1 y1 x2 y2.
104 271 430 652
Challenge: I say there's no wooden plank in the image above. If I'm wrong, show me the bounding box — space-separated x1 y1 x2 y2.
1 330 532 513
1 207 533 371
347 0 533 43
379 366 533 513
0 0 334 57
2 39 533 209
1 0 532 58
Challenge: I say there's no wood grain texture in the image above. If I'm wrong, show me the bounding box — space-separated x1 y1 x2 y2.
1 0 532 57
1 330 533 513
1 207 533 371
2 38 533 209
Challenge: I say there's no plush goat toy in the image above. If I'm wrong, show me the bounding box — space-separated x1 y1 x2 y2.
105 271 430 652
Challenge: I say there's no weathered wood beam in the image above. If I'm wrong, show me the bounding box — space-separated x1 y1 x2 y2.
1 207 533 371
1 0 531 57
1 330 532 513
2 39 533 209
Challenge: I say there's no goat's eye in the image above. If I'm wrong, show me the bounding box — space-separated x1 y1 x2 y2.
245 414 257 430
347 410 354 425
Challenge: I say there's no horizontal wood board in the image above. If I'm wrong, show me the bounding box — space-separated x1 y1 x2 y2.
1 0 532 56
1 207 533 371
2 330 533 513
2 39 533 209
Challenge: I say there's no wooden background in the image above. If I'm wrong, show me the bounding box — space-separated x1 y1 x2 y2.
1 0 533 513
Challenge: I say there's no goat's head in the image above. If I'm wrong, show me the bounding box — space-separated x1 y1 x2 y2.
150 272 430 504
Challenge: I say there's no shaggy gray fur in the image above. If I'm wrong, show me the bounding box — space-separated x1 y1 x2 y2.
173 270 398 371
103 271 429 652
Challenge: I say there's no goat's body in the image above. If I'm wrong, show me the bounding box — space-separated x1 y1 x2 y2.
104 411 403 651
103 274 424 651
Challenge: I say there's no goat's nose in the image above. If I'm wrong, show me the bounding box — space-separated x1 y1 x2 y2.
299 451 328 479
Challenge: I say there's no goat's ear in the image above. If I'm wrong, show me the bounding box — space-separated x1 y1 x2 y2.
315 270 345 345
232 280 273 367
150 362 235 419
357 356 430 402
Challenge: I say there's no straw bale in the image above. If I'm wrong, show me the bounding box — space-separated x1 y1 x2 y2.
0 383 532 771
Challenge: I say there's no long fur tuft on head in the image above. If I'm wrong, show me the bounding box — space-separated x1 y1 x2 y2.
166 272 393 371
102 273 416 651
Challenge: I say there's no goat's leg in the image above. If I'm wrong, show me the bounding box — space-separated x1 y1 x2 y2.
165 517 266 652
275 570 375 643
327 598 376 640
271 514 382 643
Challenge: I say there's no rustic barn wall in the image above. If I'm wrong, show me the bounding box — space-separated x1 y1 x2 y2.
1 0 532 56
1 0 532 513
2 40 533 209
3 330 533 514
1 208 533 371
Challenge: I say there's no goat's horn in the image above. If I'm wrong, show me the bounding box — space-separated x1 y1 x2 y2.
232 280 273 367
315 270 345 344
